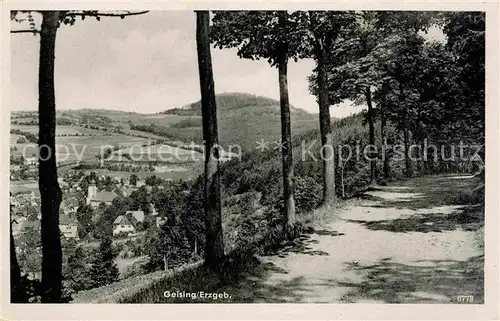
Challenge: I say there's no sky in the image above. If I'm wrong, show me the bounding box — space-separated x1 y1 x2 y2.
11 11 444 117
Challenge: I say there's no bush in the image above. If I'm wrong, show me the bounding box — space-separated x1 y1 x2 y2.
294 176 322 213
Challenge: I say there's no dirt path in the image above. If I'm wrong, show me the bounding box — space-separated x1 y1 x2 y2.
232 174 484 303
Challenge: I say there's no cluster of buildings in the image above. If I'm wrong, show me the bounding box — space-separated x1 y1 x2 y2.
11 174 168 243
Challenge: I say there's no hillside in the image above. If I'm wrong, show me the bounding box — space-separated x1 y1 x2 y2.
150 93 321 150
162 92 312 117
11 93 335 152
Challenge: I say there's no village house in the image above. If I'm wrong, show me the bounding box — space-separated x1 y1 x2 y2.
24 156 38 167
86 179 118 209
60 197 79 216
113 215 137 236
156 216 166 228
19 217 40 237
59 214 79 239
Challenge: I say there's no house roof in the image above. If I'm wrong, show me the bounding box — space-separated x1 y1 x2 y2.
90 191 118 203
61 198 79 211
20 219 40 232
59 214 77 225
113 215 124 225
114 215 136 227
126 210 145 223
124 187 138 195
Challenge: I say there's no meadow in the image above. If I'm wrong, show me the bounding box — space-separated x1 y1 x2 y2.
11 124 117 136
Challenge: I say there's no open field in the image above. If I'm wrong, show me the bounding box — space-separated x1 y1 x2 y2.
11 135 152 163
11 124 119 136
90 168 201 181
112 144 203 163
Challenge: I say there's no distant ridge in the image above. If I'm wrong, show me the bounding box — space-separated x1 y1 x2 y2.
160 92 313 117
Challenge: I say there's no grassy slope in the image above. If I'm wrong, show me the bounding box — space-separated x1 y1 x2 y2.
137 93 322 150
12 93 325 152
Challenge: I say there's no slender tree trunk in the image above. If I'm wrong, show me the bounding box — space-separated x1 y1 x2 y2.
403 128 413 178
380 90 390 180
38 11 63 303
365 86 377 184
398 81 413 178
420 137 427 174
311 13 335 206
163 253 168 271
340 165 345 198
196 11 225 270
278 11 296 229
10 222 24 303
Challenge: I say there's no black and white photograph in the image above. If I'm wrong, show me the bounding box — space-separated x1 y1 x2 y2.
2 4 497 318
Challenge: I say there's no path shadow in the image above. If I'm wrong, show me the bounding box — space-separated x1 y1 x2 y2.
349 204 484 233
355 175 483 211
262 229 345 258
329 255 484 304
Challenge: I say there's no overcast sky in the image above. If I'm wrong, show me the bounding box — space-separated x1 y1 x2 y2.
11 11 444 117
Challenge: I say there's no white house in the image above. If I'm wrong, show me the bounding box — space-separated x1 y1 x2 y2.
59 215 79 239
25 157 38 166
113 215 136 236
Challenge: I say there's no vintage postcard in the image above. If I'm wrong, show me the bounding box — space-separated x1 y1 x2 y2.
1 0 498 320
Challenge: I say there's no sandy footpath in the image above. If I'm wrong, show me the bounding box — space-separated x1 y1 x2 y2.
241 175 484 303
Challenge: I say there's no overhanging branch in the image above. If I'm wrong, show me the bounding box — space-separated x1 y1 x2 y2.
66 10 149 18
11 29 40 34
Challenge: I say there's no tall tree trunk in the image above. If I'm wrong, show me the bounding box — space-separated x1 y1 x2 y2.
278 11 296 229
403 128 413 178
365 86 377 185
340 165 345 198
195 11 225 270
421 138 428 174
311 13 335 206
38 11 63 303
10 221 24 303
380 87 390 180
398 80 413 178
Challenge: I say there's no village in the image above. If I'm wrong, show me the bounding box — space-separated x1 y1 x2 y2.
10 156 172 263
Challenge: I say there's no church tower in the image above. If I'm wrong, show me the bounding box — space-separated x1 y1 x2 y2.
86 173 97 205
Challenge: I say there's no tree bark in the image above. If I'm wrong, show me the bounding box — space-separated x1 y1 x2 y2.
365 86 377 184
403 128 413 178
195 11 225 270
380 87 390 180
38 11 63 303
278 11 296 229
311 12 336 206
398 81 413 178
10 221 24 303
